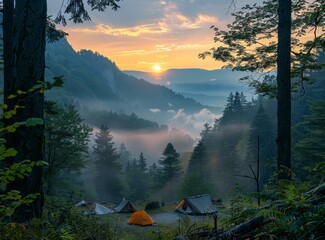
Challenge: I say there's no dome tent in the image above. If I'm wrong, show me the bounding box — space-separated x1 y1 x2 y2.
128 210 155 226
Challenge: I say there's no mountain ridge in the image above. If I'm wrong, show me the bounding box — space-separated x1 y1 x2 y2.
124 69 254 107
45 39 213 122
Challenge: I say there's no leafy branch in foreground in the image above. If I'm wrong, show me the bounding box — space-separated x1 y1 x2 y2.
217 180 325 239
200 0 325 97
0 80 62 235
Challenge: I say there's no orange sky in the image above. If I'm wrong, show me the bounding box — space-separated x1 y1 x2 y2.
64 29 221 71
48 0 318 73
48 0 242 72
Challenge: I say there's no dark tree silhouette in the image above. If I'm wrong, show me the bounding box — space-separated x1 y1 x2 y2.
4 0 47 222
155 143 182 189
1 0 122 221
277 0 292 180
93 125 122 202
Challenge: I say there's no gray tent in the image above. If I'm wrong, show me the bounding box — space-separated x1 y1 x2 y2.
94 203 114 214
175 194 217 215
114 198 136 213
75 200 87 207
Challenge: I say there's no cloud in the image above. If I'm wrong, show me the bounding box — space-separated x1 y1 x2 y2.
49 0 255 71
70 22 170 37
178 14 218 29
69 11 217 37
149 108 161 113
168 108 222 138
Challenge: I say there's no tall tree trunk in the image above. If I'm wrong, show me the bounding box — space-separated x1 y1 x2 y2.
5 0 47 222
277 0 292 180
3 0 14 101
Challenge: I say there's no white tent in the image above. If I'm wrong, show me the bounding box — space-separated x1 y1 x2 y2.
94 203 114 215
75 200 87 207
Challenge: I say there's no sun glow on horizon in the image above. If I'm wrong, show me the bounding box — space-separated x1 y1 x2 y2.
152 64 162 73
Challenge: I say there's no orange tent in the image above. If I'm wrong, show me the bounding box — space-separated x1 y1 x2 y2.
127 210 156 226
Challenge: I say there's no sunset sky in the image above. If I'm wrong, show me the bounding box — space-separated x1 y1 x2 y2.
48 0 260 72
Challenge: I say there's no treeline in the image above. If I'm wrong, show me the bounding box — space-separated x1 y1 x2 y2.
42 101 185 202
43 75 325 202
187 92 277 197
182 65 325 198
87 125 185 202
81 107 168 132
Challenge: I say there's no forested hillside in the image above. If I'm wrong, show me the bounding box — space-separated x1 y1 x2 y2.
45 39 206 118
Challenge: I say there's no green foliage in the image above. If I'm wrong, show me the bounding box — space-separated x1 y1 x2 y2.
40 198 114 240
118 142 131 172
200 0 325 96
247 102 276 186
0 82 62 234
93 125 123 202
1 197 115 240
44 101 93 195
181 172 213 197
187 141 208 175
0 106 43 232
125 153 150 201
221 179 325 239
220 91 254 126
186 140 212 192
83 108 165 132
55 0 121 26
93 125 120 170
155 143 182 189
294 99 325 181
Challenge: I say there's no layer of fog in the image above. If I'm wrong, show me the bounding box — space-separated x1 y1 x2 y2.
90 127 195 165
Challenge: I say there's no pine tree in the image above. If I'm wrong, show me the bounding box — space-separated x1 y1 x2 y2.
294 100 325 181
118 142 131 172
187 141 208 179
247 103 276 187
200 123 212 146
220 92 249 125
93 125 120 170
233 91 243 113
155 143 182 188
126 153 149 201
2 0 122 222
240 92 248 110
93 125 122 201
183 140 212 196
138 152 147 173
201 0 324 180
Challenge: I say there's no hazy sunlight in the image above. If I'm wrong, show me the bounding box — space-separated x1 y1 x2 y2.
152 64 162 73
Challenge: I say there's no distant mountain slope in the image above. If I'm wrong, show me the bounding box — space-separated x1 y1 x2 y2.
46 40 118 101
124 69 254 107
45 39 207 120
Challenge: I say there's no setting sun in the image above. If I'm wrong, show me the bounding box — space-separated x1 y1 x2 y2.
152 64 162 72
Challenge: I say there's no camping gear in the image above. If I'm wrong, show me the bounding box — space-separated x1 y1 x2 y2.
94 203 114 214
75 200 87 207
128 210 155 226
145 201 160 211
175 194 217 215
114 198 136 213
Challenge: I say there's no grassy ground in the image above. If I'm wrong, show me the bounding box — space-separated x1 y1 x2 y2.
76 202 218 239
